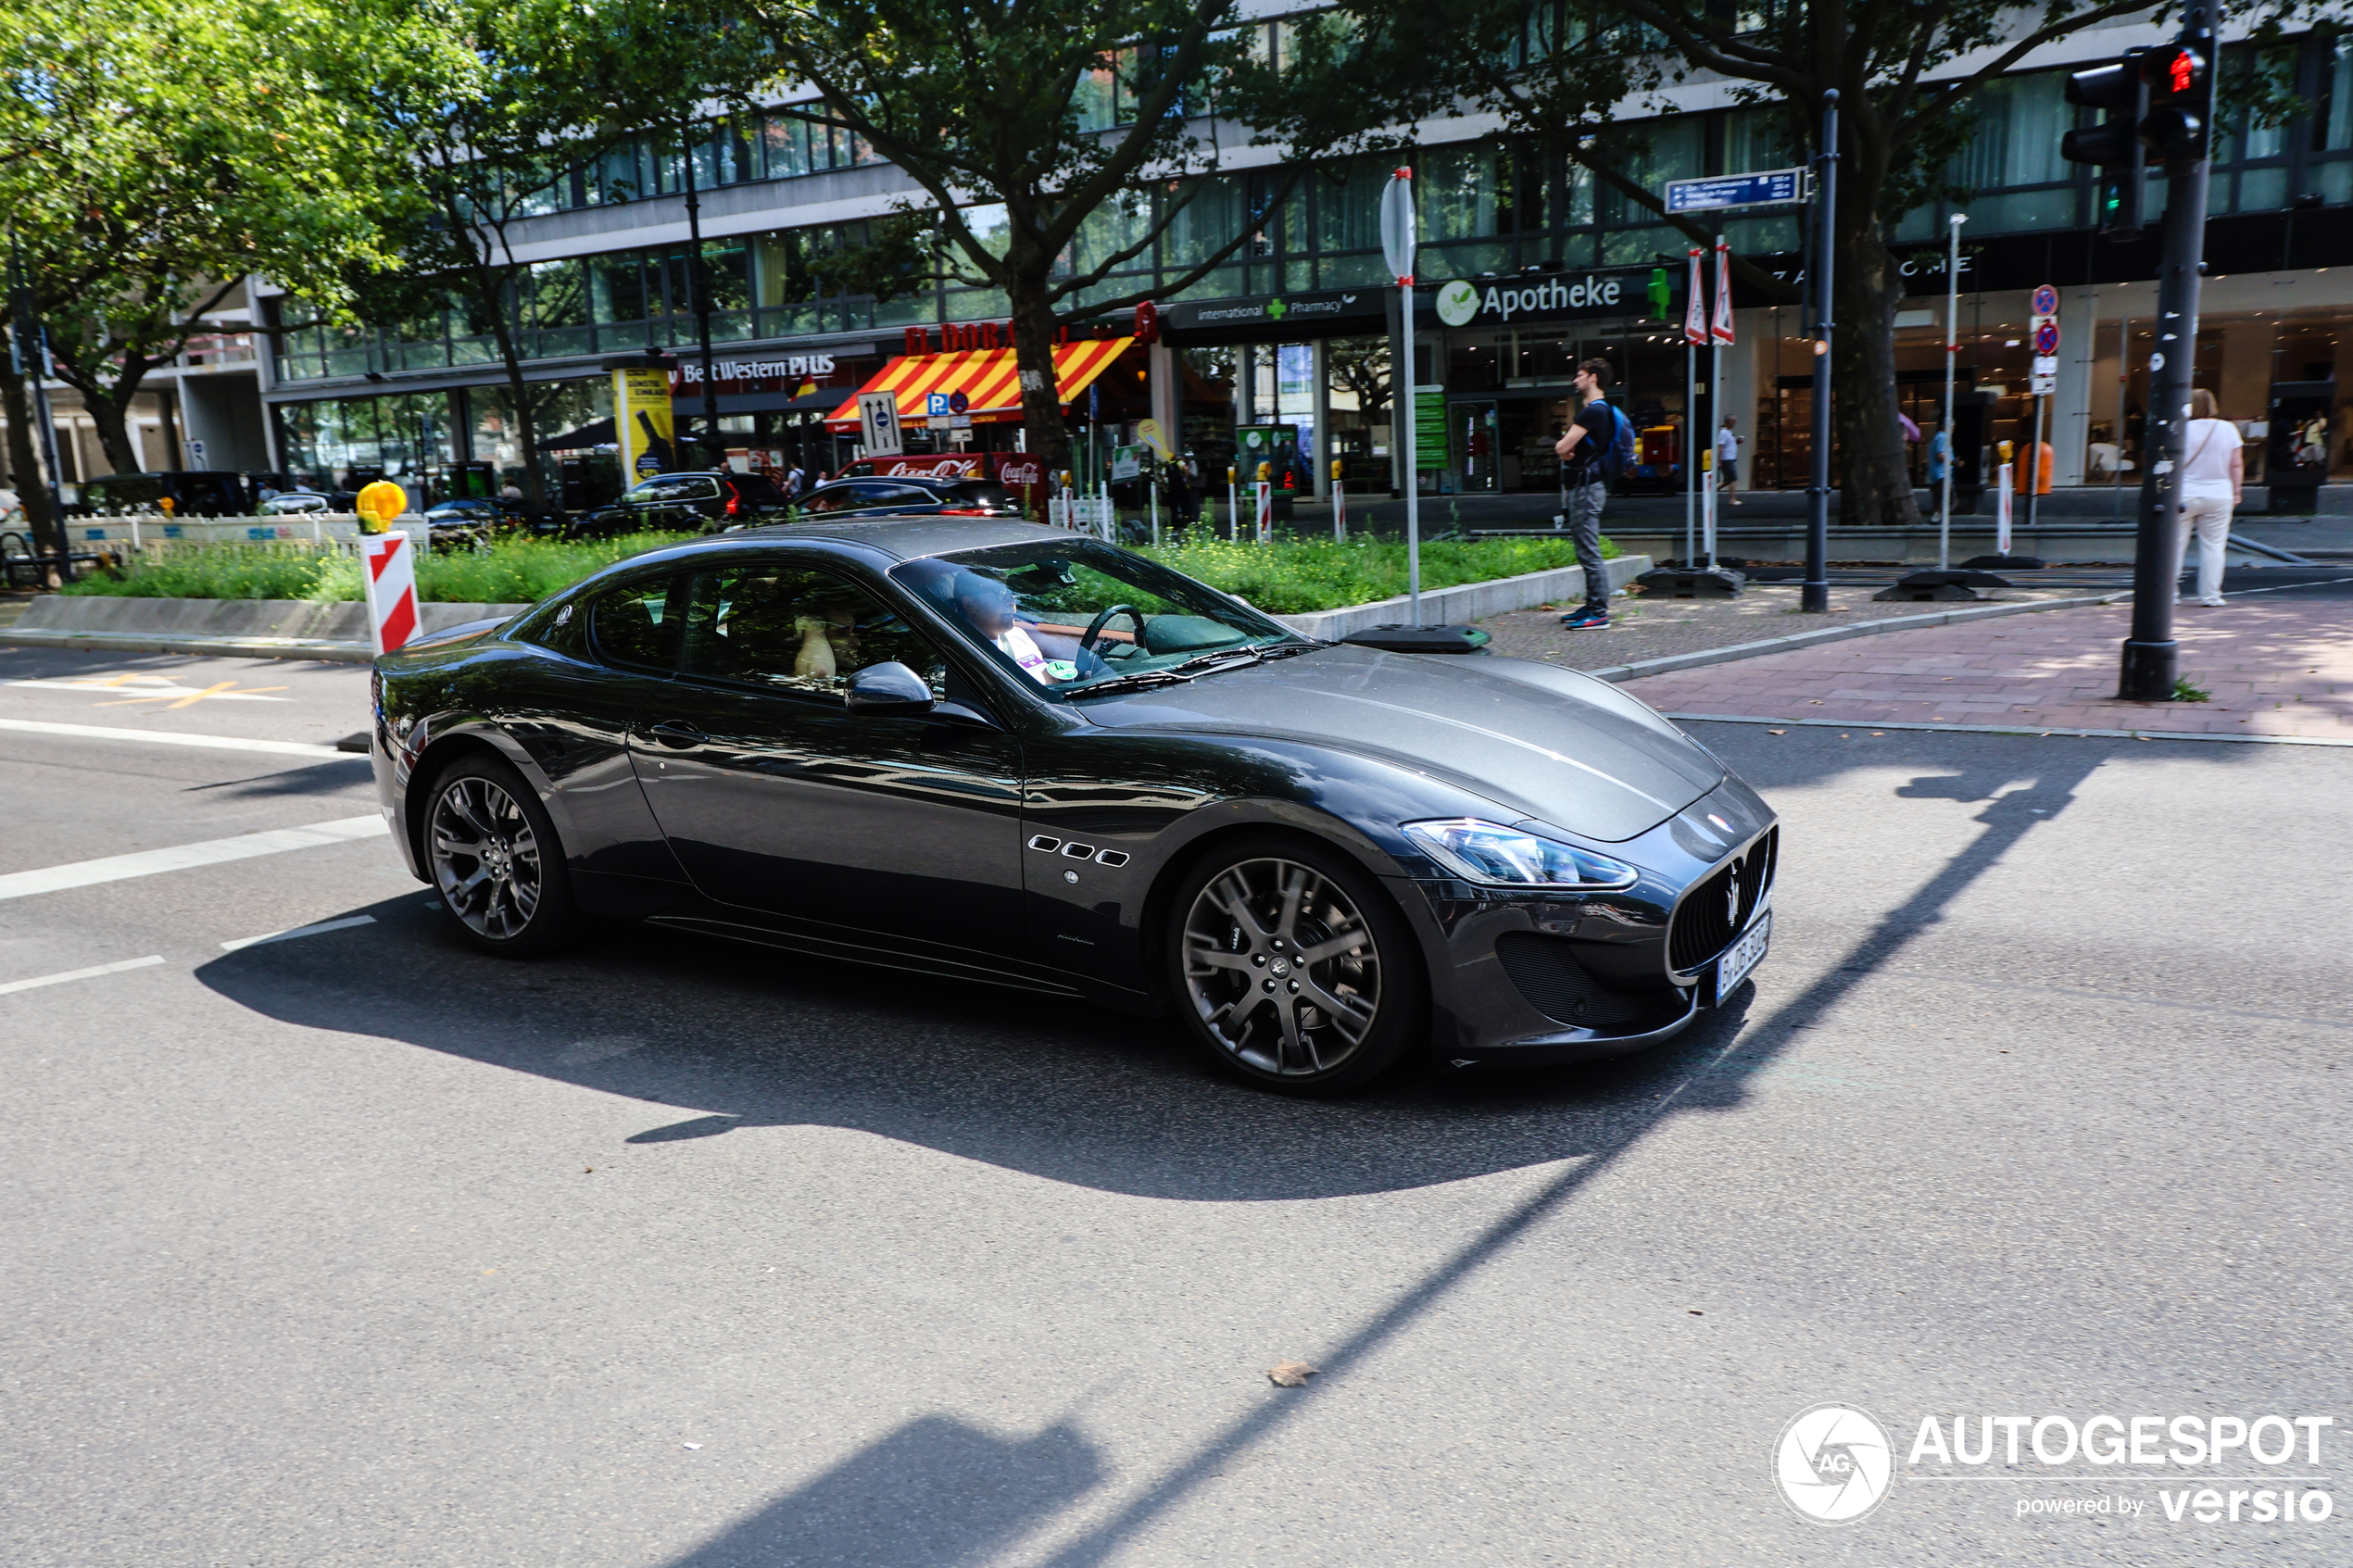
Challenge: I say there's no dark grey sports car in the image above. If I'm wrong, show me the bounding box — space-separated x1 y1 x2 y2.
370 518 1776 1093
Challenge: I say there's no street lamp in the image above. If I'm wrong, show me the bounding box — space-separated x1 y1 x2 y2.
1940 213 1966 570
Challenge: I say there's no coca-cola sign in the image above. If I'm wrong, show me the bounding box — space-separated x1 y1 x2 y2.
996 459 1043 487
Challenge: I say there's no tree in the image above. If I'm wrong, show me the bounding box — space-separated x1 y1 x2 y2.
356 0 748 505
1327 0 2180 526
0 0 378 558
746 0 1375 475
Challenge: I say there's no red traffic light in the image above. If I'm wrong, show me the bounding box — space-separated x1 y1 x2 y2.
2144 44 2205 97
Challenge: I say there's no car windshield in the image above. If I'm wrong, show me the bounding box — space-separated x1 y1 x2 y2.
893 539 1306 697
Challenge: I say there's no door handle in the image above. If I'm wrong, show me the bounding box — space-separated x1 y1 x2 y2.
646 721 705 749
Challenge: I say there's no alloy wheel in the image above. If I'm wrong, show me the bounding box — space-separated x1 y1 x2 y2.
429 774 543 941
1181 855 1383 1077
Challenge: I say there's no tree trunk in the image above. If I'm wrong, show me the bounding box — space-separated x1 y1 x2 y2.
1005 257 1071 483
480 265 549 508
1831 230 1921 529
82 394 142 476
0 345 67 584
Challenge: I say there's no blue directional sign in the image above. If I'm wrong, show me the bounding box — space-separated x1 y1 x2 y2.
925 392 952 417
1665 168 1808 213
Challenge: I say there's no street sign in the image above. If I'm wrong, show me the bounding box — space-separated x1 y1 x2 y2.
1110 444 1145 482
2033 320 2060 356
2031 358 2058 395
2029 285 2059 394
947 389 969 414
1665 168 1806 213
1378 169 1416 284
925 393 951 418
2031 283 2059 317
858 391 903 457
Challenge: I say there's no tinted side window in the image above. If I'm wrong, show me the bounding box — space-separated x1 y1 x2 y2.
590 577 683 671
679 565 948 700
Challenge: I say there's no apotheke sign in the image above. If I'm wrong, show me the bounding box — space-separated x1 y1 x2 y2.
1431 271 1645 328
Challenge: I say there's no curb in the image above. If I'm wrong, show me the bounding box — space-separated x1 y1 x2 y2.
1582 591 2133 684
0 628 374 663
1666 712 2353 749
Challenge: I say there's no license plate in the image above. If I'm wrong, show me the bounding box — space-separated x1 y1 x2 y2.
1715 909 1771 1000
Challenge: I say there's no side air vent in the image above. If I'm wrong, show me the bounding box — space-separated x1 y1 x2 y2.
1494 933 1649 1028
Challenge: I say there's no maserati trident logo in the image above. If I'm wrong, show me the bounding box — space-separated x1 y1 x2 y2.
1774 1405 1894 1524
1724 864 1743 928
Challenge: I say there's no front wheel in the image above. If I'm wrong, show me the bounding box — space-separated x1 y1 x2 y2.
424 754 576 957
1167 835 1423 1095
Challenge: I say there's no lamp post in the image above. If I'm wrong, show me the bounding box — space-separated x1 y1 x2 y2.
1803 90 1839 614
1940 213 1966 570
679 119 720 469
1379 167 1421 624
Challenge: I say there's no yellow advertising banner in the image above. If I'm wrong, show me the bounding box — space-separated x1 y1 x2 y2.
613 368 675 480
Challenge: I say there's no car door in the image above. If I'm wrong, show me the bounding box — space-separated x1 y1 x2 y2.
627 556 1028 960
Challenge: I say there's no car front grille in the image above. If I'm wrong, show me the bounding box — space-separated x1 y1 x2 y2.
1667 826 1778 974
1494 933 1650 1028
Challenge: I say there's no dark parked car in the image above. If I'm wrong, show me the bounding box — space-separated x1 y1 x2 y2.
75 470 251 517
370 518 1775 1094
573 470 792 536
423 495 562 535
797 476 1023 521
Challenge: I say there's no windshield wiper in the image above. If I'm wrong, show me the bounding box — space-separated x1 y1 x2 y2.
1067 640 1307 697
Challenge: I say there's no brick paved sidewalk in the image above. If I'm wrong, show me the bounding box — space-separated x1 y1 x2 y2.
1618 596 2353 740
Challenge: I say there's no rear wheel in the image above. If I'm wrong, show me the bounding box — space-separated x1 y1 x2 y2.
1167 834 1422 1095
424 754 576 957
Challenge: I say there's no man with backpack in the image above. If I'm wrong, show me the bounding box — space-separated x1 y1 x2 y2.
1554 358 1629 629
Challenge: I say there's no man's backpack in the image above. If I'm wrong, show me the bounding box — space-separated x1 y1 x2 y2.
1589 399 1637 483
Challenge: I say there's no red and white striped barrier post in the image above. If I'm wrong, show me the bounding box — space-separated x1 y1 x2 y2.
1331 458 1346 541
1253 463 1273 546
360 531 419 654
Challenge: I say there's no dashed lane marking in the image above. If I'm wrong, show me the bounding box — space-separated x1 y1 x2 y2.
0 955 167 996
0 717 345 759
0 815 388 902
220 914 380 952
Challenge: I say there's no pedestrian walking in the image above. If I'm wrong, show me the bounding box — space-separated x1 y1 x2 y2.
2172 387 2242 608
1715 416 1743 506
1554 358 1622 629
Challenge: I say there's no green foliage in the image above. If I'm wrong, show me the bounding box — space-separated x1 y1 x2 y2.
1144 534 1618 615
60 533 690 604
2171 676 2212 704
63 532 1617 617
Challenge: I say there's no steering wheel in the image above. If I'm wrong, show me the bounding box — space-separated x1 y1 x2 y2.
1079 603 1146 655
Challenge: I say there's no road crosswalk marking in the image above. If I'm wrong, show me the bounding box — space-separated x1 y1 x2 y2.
0 815 389 902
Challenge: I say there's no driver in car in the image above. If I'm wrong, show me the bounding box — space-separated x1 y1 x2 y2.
952 571 1071 684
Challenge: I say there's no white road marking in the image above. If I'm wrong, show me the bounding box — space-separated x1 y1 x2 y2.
0 717 345 758
0 815 389 902
0 955 167 996
220 914 379 952
5 675 290 702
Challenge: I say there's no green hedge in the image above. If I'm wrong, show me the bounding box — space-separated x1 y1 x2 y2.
59 533 690 604
62 530 1616 617
1143 534 1617 615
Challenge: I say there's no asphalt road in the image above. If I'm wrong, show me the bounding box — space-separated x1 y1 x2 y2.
2 643 2346 1567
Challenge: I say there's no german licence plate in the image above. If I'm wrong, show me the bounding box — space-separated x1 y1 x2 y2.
1715 909 1771 1000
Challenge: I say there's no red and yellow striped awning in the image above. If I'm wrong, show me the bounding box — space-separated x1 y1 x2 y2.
824 337 1136 432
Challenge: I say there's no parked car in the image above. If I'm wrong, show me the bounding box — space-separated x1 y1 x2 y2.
258 489 358 516
368 516 1778 1096
74 470 251 517
424 495 560 534
797 476 1023 521
572 470 793 537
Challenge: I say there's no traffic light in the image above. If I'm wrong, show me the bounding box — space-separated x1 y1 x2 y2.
2063 51 2146 237
2139 43 2212 162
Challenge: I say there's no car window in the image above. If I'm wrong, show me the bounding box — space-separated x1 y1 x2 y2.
727 474 786 504
590 576 684 671
947 481 1014 507
799 484 860 514
624 476 689 503
678 564 949 701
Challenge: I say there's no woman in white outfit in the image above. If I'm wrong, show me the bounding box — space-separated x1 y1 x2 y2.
2173 388 2240 608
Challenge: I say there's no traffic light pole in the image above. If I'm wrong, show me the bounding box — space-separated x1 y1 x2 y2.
2118 9 2215 702
1803 90 1838 615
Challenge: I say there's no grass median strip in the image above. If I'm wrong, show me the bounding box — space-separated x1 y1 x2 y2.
0 815 389 902
0 955 167 996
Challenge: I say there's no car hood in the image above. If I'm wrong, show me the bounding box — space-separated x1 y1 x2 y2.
1074 646 1723 843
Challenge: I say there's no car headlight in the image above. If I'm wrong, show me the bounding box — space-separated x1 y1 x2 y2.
1402 819 1640 891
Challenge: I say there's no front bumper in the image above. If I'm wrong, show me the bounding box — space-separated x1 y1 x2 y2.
1415 779 1777 1070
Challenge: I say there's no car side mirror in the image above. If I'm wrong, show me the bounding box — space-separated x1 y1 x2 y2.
844 661 936 716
